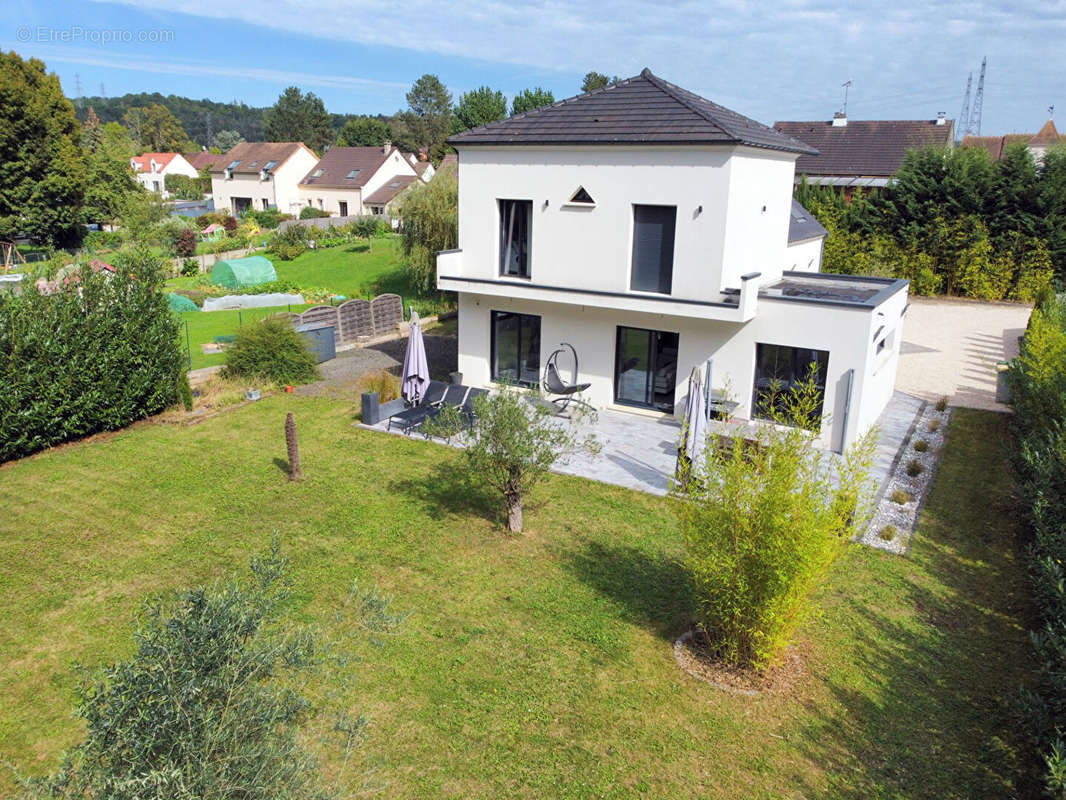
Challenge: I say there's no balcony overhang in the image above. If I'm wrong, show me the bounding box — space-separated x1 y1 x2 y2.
437 249 758 322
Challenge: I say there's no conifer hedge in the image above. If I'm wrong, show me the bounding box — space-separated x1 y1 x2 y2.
0 249 186 462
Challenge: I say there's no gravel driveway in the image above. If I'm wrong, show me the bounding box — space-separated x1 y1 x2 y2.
895 297 1031 411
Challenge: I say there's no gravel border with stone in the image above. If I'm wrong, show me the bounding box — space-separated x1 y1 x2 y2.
860 401 952 555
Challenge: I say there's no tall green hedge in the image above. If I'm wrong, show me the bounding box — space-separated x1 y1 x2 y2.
0 249 186 462
1007 294 1066 794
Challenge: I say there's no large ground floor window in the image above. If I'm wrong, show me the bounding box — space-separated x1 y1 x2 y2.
752 343 829 426
614 326 679 413
231 196 252 214
491 311 541 386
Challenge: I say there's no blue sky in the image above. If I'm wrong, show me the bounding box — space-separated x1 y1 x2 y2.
2 0 1063 135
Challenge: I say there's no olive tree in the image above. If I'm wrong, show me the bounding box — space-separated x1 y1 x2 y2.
670 372 875 670
430 389 599 533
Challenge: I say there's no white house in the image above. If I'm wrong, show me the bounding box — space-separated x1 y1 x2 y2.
209 142 319 215
296 145 421 217
438 69 908 451
130 152 199 198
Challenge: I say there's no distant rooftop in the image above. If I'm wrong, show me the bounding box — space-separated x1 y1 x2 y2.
773 117 955 179
788 199 828 244
448 68 817 154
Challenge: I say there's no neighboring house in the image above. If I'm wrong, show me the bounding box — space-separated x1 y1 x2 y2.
209 142 319 216
961 119 1064 162
184 151 227 172
364 175 419 217
438 68 908 451
773 114 955 191
130 153 199 198
296 144 420 216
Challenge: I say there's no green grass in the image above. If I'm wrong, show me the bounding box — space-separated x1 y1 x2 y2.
177 304 314 370
170 238 454 369
0 406 1035 798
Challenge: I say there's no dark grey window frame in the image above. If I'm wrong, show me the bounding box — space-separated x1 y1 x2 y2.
490 310 541 387
499 199 533 279
630 204 677 294
752 343 830 428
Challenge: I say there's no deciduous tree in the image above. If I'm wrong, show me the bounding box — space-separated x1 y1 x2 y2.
0 51 86 247
336 115 390 147
511 87 555 116
452 86 506 133
123 103 189 152
212 128 244 152
84 122 142 226
396 168 457 291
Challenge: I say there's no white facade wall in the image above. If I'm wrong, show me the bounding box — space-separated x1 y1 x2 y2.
455 146 800 301
719 150 798 287
211 147 318 215
295 187 365 216
133 154 199 197
456 289 902 449
295 149 418 216
785 237 824 272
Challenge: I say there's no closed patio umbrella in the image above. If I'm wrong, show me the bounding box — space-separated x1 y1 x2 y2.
678 367 706 476
402 314 430 403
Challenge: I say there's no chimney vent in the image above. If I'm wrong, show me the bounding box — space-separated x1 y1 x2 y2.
832 111 847 127
936 111 947 125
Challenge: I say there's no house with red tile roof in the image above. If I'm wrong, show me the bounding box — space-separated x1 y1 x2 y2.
961 119 1064 162
130 153 199 198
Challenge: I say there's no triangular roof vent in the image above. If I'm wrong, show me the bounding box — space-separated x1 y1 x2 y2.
568 186 595 205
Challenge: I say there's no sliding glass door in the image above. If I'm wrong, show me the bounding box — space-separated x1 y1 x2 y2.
614 326 680 412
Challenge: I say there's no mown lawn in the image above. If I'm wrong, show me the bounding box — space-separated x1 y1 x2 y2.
170 237 453 369
0 404 1036 798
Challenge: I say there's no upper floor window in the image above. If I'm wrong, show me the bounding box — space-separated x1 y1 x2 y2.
499 199 532 278
630 204 676 294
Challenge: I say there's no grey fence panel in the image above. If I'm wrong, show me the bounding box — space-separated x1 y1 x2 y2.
370 293 403 336
299 305 340 330
337 298 373 343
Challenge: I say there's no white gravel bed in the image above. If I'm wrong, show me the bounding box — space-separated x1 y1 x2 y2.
859 402 952 555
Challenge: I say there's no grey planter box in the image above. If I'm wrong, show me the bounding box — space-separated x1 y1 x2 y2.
296 322 336 363
361 392 406 425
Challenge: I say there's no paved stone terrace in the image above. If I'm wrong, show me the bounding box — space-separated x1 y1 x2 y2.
364 390 924 500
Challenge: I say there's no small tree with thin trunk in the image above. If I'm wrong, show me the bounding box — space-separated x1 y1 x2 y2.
431 389 598 533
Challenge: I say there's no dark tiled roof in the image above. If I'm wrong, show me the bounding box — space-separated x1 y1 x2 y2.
364 175 418 206
448 68 816 154
185 151 227 170
298 146 399 189
210 142 310 174
788 199 827 243
773 119 954 178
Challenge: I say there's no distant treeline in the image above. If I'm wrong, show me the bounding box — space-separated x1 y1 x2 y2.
70 93 384 148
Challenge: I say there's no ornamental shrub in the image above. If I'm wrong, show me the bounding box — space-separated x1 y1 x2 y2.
221 215 238 232
222 315 319 386
0 248 186 462
299 206 330 219
175 227 197 257
671 374 875 670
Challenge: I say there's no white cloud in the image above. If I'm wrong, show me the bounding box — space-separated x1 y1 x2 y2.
0 42 407 94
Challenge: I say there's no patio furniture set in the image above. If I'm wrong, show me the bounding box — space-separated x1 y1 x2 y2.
386 380 489 437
